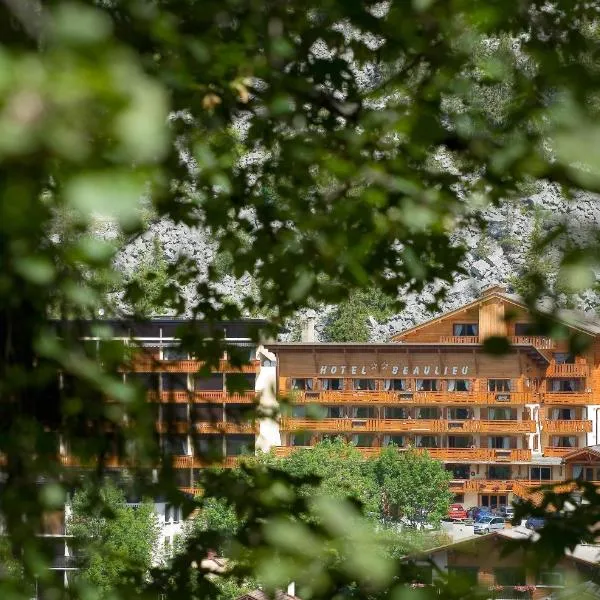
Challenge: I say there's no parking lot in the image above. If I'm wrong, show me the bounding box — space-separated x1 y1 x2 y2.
441 519 528 542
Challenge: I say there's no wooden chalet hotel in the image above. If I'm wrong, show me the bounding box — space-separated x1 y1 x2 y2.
266 285 600 509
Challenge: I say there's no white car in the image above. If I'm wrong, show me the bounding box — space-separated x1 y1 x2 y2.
473 516 506 534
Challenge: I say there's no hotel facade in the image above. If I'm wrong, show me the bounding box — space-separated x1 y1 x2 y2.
260 286 600 509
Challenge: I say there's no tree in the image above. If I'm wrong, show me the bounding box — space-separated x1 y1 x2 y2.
371 447 453 528
67 484 159 595
323 289 396 342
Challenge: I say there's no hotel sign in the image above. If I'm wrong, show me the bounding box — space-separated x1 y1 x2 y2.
318 364 470 376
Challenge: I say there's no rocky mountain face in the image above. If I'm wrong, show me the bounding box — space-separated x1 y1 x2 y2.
114 182 600 341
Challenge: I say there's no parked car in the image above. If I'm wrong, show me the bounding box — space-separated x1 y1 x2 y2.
468 506 492 521
497 505 515 519
525 516 546 530
448 504 468 520
473 516 506 534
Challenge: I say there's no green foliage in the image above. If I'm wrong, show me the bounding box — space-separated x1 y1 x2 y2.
324 289 396 342
371 447 453 527
68 484 159 595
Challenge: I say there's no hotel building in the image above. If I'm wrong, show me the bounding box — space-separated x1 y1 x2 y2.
262 286 600 509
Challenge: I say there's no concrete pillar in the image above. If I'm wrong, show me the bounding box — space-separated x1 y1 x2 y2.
255 346 281 452
473 407 481 420
587 406 600 446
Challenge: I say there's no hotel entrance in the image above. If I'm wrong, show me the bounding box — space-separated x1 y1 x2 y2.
480 494 507 510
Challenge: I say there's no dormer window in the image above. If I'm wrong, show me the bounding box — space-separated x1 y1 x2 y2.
453 323 478 336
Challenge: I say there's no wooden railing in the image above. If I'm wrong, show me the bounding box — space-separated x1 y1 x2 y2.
439 336 480 344
540 392 593 405
546 361 589 377
542 420 592 433
543 447 577 457
194 421 256 434
280 418 535 434
510 336 556 349
128 358 259 373
149 390 257 403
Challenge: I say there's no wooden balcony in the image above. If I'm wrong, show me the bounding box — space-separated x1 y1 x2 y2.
440 336 479 344
540 392 593 405
128 358 259 373
542 420 592 433
194 421 256 434
294 390 532 405
149 390 257 403
171 455 241 469
280 418 535 434
543 447 578 458
510 336 556 349
546 361 589 377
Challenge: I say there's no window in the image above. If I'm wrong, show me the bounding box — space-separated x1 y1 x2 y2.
481 494 507 508
162 374 188 392
416 379 438 391
488 465 511 480
448 435 472 449
548 408 575 420
446 464 470 479
383 435 404 447
417 407 440 419
326 405 343 418
453 493 465 504
494 567 526 586
291 405 307 418
165 504 171 523
194 374 224 391
448 567 478 586
163 404 189 423
530 467 552 481
514 323 538 336
291 378 313 391
488 407 514 421
383 407 407 419
536 570 565 587
488 436 511 449
351 434 375 447
163 436 188 455
384 379 409 391
488 379 511 392
352 406 375 419
551 436 577 448
128 373 159 391
554 353 575 365
447 408 471 420
572 465 596 481
163 347 188 360
446 379 471 392
321 378 343 391
226 435 255 456
550 378 582 392
353 379 376 391
453 323 478 336
416 435 438 448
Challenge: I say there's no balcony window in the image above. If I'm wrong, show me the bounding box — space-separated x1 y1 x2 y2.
447 408 471 420
488 379 512 392
416 379 438 392
226 435 255 456
163 435 188 456
292 405 307 418
225 404 251 422
494 567 526 587
384 407 408 419
514 323 538 336
291 378 313 391
321 378 343 391
194 374 224 391
351 406 375 419
551 436 577 448
548 408 575 420
383 435 404 447
446 464 470 479
446 379 471 392
416 435 438 448
488 407 515 421
192 435 223 458
353 379 376 391
163 346 188 360
416 407 440 420
448 435 472 448
228 373 255 392
128 373 159 391
536 570 565 587
326 405 344 418
572 465 598 481
550 378 583 392
488 436 511 449
530 467 552 481
488 465 511 480
163 404 189 423
554 353 575 364
290 433 311 446
192 404 222 422
383 379 409 391
453 323 478 336
161 374 188 392
351 434 375 447
448 567 478 587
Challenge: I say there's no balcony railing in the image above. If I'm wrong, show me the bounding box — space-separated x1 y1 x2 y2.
439 336 480 344
543 446 578 457
546 361 589 377
128 358 259 373
280 418 535 434
149 390 257 403
540 392 593 405
273 446 532 462
510 336 556 349
194 421 256 434
542 420 592 433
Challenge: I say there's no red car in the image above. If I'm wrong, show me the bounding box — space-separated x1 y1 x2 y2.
448 503 468 520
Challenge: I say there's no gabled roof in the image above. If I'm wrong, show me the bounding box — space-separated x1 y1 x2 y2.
562 446 600 463
391 288 600 341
